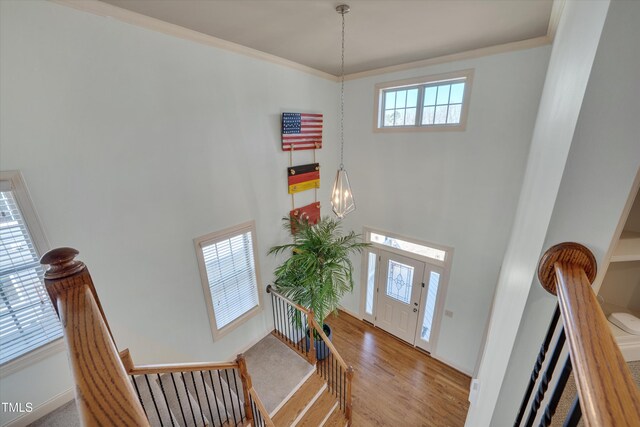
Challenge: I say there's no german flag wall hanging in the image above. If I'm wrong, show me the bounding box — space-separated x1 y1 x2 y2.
288 163 320 194
282 113 323 151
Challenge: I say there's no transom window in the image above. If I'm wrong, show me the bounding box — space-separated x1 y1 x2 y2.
375 70 473 131
369 231 446 262
194 221 262 340
1 171 61 365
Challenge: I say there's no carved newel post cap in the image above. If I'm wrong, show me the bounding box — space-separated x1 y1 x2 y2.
537 242 597 295
40 247 86 280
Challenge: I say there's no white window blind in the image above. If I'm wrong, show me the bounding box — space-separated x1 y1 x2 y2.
199 227 259 331
0 189 61 365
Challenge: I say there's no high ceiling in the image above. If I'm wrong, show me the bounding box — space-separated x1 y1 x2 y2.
98 0 555 76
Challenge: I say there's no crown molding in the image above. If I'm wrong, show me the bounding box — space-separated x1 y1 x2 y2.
51 0 338 82
52 0 560 83
344 36 551 81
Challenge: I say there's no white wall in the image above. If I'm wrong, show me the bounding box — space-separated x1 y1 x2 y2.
490 0 640 424
0 1 337 424
339 45 551 374
464 1 611 424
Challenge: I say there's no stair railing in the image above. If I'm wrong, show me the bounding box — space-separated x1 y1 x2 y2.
515 242 640 426
267 285 354 426
41 247 150 426
42 248 273 427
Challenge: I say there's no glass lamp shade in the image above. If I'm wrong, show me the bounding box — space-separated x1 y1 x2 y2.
331 167 356 219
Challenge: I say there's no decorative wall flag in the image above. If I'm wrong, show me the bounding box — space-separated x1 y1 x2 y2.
287 163 320 194
282 113 323 151
290 202 321 232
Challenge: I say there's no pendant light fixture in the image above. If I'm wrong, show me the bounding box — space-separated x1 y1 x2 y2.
331 4 356 219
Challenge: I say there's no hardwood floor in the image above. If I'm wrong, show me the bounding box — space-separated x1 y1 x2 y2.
324 311 471 427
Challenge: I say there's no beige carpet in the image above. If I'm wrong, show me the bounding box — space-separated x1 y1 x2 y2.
28 334 312 425
244 333 315 414
550 360 640 426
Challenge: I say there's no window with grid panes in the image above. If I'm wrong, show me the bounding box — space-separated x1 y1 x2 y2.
194 221 262 340
376 70 473 131
0 172 61 365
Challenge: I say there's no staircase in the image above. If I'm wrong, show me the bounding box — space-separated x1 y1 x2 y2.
272 375 345 427
39 248 352 427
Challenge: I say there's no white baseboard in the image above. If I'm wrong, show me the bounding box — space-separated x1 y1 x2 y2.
337 305 361 320
235 328 273 358
432 352 473 378
4 389 74 427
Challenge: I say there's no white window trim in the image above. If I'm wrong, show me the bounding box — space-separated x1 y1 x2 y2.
194 221 263 341
0 170 65 373
373 69 474 132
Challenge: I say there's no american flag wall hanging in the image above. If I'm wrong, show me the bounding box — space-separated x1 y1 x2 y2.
282 112 323 151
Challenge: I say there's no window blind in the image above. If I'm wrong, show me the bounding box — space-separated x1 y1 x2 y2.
201 230 259 330
0 190 62 364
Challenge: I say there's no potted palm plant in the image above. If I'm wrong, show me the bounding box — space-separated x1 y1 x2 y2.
269 216 369 359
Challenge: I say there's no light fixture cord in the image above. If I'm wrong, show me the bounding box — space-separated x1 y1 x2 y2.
339 9 345 170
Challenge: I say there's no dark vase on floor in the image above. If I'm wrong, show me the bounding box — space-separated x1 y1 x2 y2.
305 323 332 361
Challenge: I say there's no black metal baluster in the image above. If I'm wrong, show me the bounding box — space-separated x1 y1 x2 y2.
335 357 339 396
516 306 561 426
251 397 259 427
144 374 164 427
231 368 243 419
278 298 284 337
180 372 198 426
563 396 582 427
190 372 207 426
524 329 566 427
208 370 225 426
296 311 302 352
303 313 309 356
131 375 148 418
156 374 175 427
222 370 239 426
271 292 277 332
330 354 334 394
280 298 286 338
274 296 280 336
285 303 292 345
199 371 216 427
539 357 573 427
170 373 188 426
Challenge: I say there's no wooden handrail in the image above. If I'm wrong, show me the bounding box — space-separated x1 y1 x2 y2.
124 361 239 375
538 242 640 426
41 248 149 427
266 284 311 315
308 317 349 371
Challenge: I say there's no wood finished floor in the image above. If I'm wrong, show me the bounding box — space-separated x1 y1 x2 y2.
324 311 471 427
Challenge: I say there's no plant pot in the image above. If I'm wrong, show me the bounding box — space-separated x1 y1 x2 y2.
305 323 332 361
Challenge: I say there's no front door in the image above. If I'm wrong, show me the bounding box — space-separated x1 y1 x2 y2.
375 252 425 343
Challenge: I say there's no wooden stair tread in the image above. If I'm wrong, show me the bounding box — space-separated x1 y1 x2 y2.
296 391 338 427
323 406 348 427
272 374 325 426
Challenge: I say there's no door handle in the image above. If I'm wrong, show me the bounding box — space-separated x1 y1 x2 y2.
413 308 418 313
